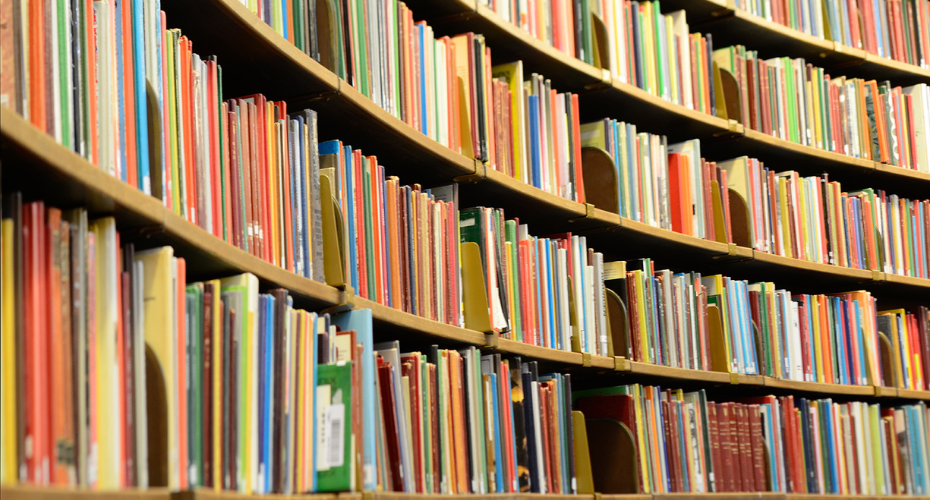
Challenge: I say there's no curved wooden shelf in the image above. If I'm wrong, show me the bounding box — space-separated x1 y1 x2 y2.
401 0 930 198
155 0 929 252
660 0 930 86
5 107 927 404
6 486 930 500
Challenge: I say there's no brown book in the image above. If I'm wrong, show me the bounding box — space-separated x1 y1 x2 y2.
378 360 403 490
707 403 723 492
736 403 754 492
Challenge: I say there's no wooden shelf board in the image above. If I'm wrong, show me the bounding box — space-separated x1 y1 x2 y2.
763 378 873 398
0 486 171 500
662 0 930 85
629 362 732 385
1 107 343 311
703 129 930 200
896 388 930 402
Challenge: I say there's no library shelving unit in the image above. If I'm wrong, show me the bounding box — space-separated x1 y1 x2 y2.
2 0 928 498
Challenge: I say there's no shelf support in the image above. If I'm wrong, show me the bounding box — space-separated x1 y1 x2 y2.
320 285 356 316
581 352 593 367
483 333 500 350
729 372 740 385
452 159 487 183
568 202 596 223
614 356 631 372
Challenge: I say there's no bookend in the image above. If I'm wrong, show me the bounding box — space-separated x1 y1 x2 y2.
590 12 610 70
460 241 494 334
878 330 897 387
145 344 169 487
320 171 347 288
584 418 639 493
707 303 732 373
316 0 345 78
715 64 743 124
458 76 475 159
146 82 163 201
581 147 620 214
568 275 582 353
572 411 596 494
606 288 630 359
727 188 752 248
710 180 729 244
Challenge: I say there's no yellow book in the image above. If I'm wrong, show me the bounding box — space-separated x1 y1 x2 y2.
777 176 792 259
135 246 178 489
1 220 15 484
665 15 677 105
92 218 121 489
869 405 885 494
631 384 651 493
631 270 649 362
491 61 527 181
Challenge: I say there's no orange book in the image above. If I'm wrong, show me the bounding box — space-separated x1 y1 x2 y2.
571 94 585 203
176 257 187 489
449 351 469 493
47 209 69 485
372 161 385 304
28 0 47 132
385 178 402 308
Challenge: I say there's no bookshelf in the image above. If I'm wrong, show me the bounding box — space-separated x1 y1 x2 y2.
4 104 928 402
658 0 930 85
2 0 929 496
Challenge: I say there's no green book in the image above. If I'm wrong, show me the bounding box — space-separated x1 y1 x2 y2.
316 362 354 492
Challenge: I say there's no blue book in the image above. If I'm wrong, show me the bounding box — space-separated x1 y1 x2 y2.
331 309 377 491
544 242 556 349
132 0 150 194
527 96 541 189
490 372 504 492
343 146 359 291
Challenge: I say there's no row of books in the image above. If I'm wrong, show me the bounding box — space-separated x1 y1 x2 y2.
480 0 720 116
0 196 579 493
604 258 930 390
724 156 929 279
321 134 610 355
239 0 588 200
716 46 929 172
575 383 930 495
733 0 930 68
581 118 930 279
0 0 588 206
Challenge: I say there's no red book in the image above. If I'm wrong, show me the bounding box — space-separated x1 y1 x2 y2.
28 0 47 133
662 400 682 492
24 202 49 484
667 153 687 235
717 403 734 492
378 360 404 490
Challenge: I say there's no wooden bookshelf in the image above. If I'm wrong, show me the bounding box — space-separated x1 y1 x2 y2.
0 485 171 500
659 0 930 86
6 487 930 500
4 106 928 404
398 0 930 199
